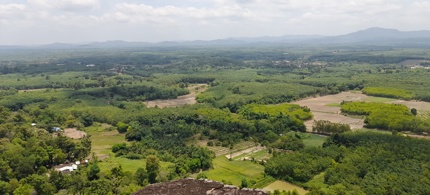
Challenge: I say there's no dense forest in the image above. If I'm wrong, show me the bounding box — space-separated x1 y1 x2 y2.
0 46 430 194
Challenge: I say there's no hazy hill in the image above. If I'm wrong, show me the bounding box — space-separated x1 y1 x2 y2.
313 27 430 45
3 27 430 48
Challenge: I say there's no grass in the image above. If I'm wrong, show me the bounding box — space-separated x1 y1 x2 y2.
418 110 430 120
263 180 309 195
202 156 266 187
90 131 125 155
301 133 327 148
325 103 341 107
87 124 125 156
98 156 174 174
354 128 392 134
305 172 328 191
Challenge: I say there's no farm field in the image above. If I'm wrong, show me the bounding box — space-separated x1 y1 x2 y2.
263 180 309 195
202 156 270 187
293 92 368 130
205 141 258 156
89 130 125 158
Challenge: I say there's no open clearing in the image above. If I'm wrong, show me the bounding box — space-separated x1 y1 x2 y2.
145 84 208 108
203 156 270 187
89 130 125 157
263 180 309 195
63 128 87 139
293 92 367 130
293 91 430 131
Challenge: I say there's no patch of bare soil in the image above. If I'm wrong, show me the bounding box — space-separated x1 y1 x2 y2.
145 84 208 108
63 128 87 139
407 134 430 140
294 92 430 133
387 100 430 111
294 92 367 130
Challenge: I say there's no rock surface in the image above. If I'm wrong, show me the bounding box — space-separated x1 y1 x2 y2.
132 178 269 195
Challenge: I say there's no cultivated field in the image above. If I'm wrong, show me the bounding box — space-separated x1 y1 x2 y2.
202 156 270 187
145 84 207 108
225 146 266 160
204 141 258 156
294 92 367 130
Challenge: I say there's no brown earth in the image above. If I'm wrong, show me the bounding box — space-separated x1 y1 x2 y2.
145 84 208 108
387 100 430 111
133 178 268 195
293 92 430 132
293 92 367 130
63 128 87 139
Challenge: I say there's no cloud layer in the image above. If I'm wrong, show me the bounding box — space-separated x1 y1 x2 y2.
1 0 429 44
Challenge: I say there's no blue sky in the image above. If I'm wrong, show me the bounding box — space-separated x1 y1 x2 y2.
1 0 429 45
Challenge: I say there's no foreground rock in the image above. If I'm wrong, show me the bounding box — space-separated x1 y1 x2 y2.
132 178 269 195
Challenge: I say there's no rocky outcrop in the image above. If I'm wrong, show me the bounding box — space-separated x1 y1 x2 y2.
132 178 269 195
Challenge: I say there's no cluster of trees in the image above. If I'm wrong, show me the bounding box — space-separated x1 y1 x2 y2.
312 120 351 135
197 82 320 112
111 103 312 174
362 87 415 100
266 132 430 194
0 108 93 194
320 132 430 194
72 85 189 101
0 157 161 194
113 120 215 177
341 101 430 133
265 145 341 182
240 104 312 121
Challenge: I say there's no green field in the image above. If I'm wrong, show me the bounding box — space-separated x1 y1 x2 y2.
98 156 174 174
325 103 341 107
263 180 309 195
203 156 268 187
305 172 328 191
301 133 327 148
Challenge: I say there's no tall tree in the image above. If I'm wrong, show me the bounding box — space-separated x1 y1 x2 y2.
146 155 160 184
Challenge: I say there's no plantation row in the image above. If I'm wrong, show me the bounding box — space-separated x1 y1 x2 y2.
340 102 430 133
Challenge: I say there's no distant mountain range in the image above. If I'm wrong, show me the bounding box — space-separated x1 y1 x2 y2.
2 27 430 49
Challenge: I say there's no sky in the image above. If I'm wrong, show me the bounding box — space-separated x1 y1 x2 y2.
1 0 430 45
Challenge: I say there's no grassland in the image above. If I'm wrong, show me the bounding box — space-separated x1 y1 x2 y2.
300 133 327 148
304 172 328 191
202 156 269 187
263 180 309 195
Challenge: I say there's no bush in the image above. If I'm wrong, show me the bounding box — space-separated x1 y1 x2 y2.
207 141 214 146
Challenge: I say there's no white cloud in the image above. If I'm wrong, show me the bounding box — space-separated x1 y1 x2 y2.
1 0 430 44
101 3 255 25
28 0 100 12
0 3 26 20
